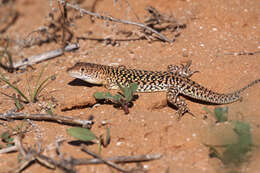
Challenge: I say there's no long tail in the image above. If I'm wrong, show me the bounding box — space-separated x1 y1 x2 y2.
183 79 260 104
236 79 260 95
214 79 260 104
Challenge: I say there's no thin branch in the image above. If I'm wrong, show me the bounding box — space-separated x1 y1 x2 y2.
0 145 18 154
58 0 172 43
223 50 260 56
77 36 144 43
13 136 62 173
0 112 93 128
9 136 161 172
81 146 131 173
71 153 162 165
12 43 79 68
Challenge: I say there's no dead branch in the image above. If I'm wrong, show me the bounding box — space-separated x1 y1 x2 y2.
77 150 162 165
223 50 260 56
57 0 172 43
12 43 79 68
20 2 74 48
13 136 76 173
81 146 130 173
144 6 186 32
77 36 144 46
0 145 17 154
11 136 161 172
0 112 93 128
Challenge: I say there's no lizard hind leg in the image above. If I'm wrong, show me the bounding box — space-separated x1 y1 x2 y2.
167 60 199 78
167 87 195 120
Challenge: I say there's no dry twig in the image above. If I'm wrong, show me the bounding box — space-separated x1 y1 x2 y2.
0 112 93 128
81 146 130 173
10 136 161 172
223 50 260 56
13 136 76 173
0 145 18 154
57 0 172 43
12 43 79 68
70 153 162 165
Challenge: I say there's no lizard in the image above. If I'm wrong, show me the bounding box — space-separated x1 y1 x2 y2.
67 61 260 119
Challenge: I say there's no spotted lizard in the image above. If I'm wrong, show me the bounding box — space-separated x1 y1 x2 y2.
67 61 260 118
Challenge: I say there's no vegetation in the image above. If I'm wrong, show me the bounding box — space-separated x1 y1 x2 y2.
67 127 110 153
204 106 228 123
94 83 138 114
0 64 55 110
204 107 254 171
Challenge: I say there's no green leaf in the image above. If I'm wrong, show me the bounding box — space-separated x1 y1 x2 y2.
124 88 132 102
214 107 228 122
104 92 119 101
117 82 125 94
1 131 10 141
5 137 14 143
233 121 251 138
127 83 138 102
1 131 13 144
94 92 123 102
67 127 98 142
111 94 123 102
203 107 213 115
94 83 138 114
118 82 138 102
94 92 109 99
204 107 228 122
46 109 54 116
105 127 110 147
129 83 138 93
14 94 24 110
215 121 252 165
7 143 14 147
98 138 102 154
0 73 30 103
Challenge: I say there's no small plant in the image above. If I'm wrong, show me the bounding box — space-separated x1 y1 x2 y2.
0 64 55 108
13 94 24 111
67 127 110 153
206 121 253 166
45 102 55 116
0 121 28 149
0 131 14 149
204 107 228 123
94 83 138 114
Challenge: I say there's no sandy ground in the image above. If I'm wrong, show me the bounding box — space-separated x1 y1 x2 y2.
0 0 260 172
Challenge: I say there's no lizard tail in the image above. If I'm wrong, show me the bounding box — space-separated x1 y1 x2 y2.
236 79 260 95
183 78 260 104
217 78 260 104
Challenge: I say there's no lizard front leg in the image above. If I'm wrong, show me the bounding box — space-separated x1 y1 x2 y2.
167 60 199 78
166 87 194 119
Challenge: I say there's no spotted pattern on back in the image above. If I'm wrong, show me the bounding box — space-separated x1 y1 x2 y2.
67 62 260 104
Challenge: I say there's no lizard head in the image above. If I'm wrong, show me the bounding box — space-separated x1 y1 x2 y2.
67 62 106 84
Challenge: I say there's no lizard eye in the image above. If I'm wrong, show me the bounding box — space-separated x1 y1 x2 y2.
80 67 85 72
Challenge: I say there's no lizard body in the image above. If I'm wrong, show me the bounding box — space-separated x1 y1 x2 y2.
67 61 260 118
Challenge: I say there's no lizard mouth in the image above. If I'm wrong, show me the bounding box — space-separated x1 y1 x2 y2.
68 71 104 85
67 71 81 79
